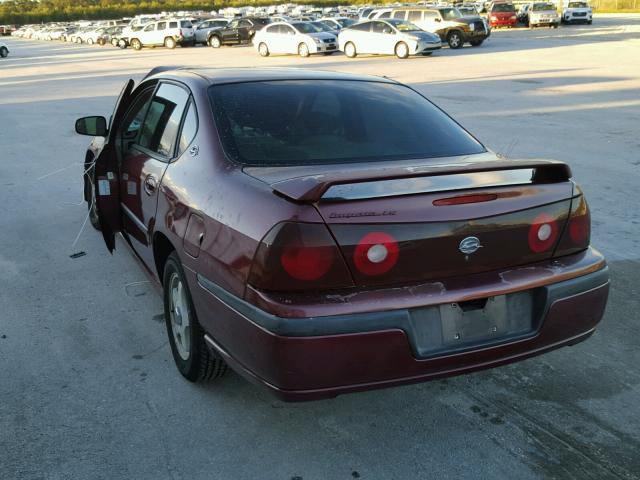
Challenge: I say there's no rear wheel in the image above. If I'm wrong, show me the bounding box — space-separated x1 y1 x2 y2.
344 41 357 58
130 38 142 50
258 42 269 57
298 42 310 57
470 39 484 46
87 38 94 45
447 31 463 49
395 41 409 59
163 252 228 382
164 37 176 49
0 47 7 58
209 35 221 48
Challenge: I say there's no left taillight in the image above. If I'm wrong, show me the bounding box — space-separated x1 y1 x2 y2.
248 222 354 291
555 195 591 256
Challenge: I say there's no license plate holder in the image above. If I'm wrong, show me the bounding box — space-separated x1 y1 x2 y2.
409 291 535 358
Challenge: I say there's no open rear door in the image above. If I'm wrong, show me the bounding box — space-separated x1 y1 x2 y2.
95 79 135 253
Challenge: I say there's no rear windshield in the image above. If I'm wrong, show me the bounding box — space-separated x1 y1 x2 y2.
180 21 192 28
492 3 516 11
208 80 485 166
568 1 588 6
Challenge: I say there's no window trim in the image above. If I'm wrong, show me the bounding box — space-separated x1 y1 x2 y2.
124 80 193 163
174 98 199 161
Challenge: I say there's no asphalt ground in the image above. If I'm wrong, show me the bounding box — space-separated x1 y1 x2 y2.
1 14 639 480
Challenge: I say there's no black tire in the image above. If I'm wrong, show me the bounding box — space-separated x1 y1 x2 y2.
85 160 100 231
130 38 142 50
298 42 310 57
258 42 269 57
0 47 7 58
344 41 357 58
470 39 484 47
395 41 409 59
163 252 228 382
447 31 464 49
587 20 592 24
209 35 221 48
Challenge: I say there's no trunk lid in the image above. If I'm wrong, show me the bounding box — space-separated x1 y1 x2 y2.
245 155 576 287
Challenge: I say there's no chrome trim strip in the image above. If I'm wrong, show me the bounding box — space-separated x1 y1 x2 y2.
121 204 148 233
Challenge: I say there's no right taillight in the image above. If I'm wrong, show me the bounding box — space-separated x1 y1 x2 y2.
555 195 591 256
248 222 353 291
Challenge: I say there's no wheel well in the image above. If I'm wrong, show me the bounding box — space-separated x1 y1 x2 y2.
153 232 175 284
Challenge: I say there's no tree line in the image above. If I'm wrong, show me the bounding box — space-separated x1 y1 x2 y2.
0 0 380 25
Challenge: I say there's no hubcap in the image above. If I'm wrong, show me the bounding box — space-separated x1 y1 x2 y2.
300 45 308 56
451 35 460 47
169 273 191 361
398 44 408 57
260 44 267 55
347 44 355 56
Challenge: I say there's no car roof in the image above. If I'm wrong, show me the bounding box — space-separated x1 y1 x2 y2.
147 67 399 87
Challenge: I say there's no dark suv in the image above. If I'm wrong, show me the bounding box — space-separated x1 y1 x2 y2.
382 7 490 49
208 17 271 47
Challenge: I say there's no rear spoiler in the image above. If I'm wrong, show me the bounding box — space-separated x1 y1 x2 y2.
269 159 572 202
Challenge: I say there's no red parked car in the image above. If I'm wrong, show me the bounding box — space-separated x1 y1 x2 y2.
489 2 519 28
76 67 609 401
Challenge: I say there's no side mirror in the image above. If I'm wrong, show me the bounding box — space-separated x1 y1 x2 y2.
435 18 442 22
75 116 108 137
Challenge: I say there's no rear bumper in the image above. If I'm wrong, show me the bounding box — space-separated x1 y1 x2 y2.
190 248 609 401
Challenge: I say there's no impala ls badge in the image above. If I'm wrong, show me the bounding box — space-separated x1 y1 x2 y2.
459 236 482 256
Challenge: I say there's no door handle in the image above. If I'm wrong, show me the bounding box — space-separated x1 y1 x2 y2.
143 174 158 195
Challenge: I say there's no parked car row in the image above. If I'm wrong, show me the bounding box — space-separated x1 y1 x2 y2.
10 1 594 59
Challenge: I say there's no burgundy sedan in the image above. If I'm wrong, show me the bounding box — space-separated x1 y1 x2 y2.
76 68 609 401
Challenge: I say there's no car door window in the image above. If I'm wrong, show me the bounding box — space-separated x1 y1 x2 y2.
372 21 391 34
169 21 178 28
143 24 155 32
282 25 295 35
408 11 423 22
266 25 279 33
178 101 198 156
350 22 371 32
379 11 391 18
119 88 155 156
393 11 407 19
139 83 190 158
239 20 252 29
157 22 166 31
424 11 439 19
228 20 240 29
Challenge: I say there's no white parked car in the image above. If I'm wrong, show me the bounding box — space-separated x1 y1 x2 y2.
528 2 561 28
127 19 195 50
194 18 229 45
0 42 9 58
339 19 442 59
562 1 592 24
253 21 338 57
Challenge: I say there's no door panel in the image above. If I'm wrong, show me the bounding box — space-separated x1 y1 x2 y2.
94 79 134 253
118 82 190 267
